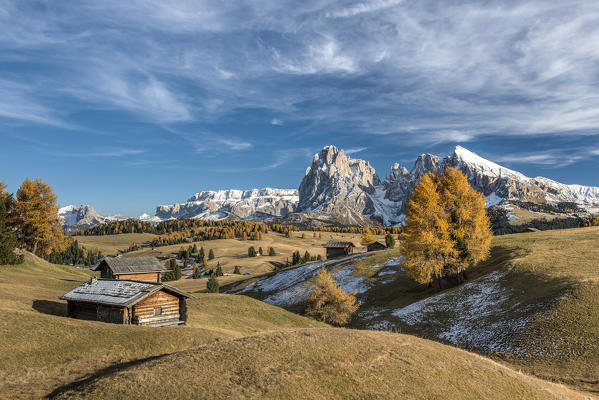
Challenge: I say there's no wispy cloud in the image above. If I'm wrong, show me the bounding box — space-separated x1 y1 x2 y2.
50 148 146 158
345 147 368 155
3 1 599 148
494 146 599 168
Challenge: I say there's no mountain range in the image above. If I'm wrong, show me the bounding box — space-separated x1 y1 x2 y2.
60 145 599 229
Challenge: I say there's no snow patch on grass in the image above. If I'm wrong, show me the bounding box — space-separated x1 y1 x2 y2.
388 270 530 353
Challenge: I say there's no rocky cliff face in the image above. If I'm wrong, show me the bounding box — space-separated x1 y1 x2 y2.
154 188 299 221
59 205 128 231
297 145 380 225
296 145 599 226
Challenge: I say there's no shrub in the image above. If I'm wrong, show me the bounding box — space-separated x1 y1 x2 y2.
268 247 276 256
233 266 241 274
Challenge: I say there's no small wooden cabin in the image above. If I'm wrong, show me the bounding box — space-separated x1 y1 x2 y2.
60 278 195 326
367 241 386 252
323 241 355 259
92 256 167 282
522 227 541 233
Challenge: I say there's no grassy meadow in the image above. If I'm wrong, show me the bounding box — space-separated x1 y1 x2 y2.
0 253 323 399
76 230 380 293
2 227 598 398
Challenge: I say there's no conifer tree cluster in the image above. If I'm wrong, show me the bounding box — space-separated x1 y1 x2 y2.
291 250 319 265
45 240 103 266
164 258 182 281
401 168 492 290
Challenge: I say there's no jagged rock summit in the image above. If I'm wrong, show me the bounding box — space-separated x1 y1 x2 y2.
295 145 599 226
297 145 380 225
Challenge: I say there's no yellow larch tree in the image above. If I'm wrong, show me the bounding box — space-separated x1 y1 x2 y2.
401 169 492 290
305 269 360 326
360 228 376 246
10 177 66 256
401 173 456 289
439 168 492 282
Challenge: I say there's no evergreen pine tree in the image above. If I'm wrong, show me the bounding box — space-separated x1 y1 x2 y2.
248 246 256 257
192 243 198 253
268 247 276 256
208 249 215 260
385 233 395 249
215 262 223 276
304 250 310 263
0 198 22 265
258 247 263 256
207 274 219 293
233 266 241 274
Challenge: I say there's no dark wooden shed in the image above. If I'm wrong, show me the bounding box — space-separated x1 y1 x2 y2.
323 241 355 259
367 241 387 252
92 256 167 282
60 278 195 326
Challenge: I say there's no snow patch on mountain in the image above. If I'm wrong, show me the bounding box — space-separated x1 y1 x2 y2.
154 188 299 221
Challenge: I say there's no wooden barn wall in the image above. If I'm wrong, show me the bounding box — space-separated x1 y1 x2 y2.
133 291 180 325
116 272 160 282
67 301 125 324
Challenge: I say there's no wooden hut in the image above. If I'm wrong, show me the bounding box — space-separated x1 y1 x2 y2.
367 241 386 252
92 256 167 282
60 278 195 326
522 227 541 233
323 241 355 259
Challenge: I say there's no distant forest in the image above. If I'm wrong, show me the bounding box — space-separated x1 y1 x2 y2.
74 218 400 245
487 206 584 235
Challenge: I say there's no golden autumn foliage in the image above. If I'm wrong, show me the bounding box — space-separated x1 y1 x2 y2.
401 168 492 289
10 177 66 256
305 269 360 326
359 228 376 246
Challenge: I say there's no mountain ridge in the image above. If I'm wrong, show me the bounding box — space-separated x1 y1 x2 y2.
60 145 599 229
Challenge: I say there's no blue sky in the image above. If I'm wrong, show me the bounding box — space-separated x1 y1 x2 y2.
2 1 599 216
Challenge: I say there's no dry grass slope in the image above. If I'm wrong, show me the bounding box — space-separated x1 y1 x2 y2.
52 328 588 400
0 253 323 399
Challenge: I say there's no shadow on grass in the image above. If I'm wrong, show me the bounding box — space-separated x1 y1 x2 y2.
46 353 169 399
32 300 67 317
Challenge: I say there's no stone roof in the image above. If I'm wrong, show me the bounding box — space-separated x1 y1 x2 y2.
92 256 167 274
323 241 355 249
60 279 194 307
